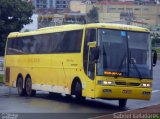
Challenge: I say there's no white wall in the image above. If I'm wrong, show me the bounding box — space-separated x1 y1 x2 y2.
21 14 38 32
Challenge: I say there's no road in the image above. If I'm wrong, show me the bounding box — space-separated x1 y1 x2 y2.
0 62 160 119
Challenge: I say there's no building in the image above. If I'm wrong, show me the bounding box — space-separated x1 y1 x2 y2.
32 0 70 10
38 14 64 28
32 0 49 9
97 3 160 26
63 13 86 24
70 1 160 26
37 12 86 28
70 0 82 12
56 0 70 9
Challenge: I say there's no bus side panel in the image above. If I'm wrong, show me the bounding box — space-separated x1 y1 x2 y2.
30 54 68 94
62 53 90 96
29 54 59 93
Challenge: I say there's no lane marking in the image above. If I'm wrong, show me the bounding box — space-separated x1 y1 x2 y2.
152 90 160 93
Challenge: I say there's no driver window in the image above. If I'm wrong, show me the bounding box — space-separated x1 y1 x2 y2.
83 29 96 79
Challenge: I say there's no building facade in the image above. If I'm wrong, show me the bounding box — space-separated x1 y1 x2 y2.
32 0 69 9
70 1 160 26
56 0 69 9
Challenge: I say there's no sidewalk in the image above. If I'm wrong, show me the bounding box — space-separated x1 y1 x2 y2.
0 57 4 75
94 104 160 119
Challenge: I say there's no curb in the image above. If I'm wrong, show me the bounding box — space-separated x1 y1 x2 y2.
92 104 160 119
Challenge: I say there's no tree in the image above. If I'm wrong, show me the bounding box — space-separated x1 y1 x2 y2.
0 0 34 56
86 6 99 23
151 32 160 47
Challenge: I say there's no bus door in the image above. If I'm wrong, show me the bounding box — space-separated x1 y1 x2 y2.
87 43 97 80
85 29 97 97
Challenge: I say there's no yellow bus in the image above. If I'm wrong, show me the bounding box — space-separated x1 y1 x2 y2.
4 23 157 108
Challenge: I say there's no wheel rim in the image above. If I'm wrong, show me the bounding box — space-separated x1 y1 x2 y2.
75 82 81 97
26 78 31 95
17 78 22 94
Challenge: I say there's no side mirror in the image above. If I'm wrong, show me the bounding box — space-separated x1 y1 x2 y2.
90 47 99 62
88 42 99 62
152 50 157 67
88 42 96 47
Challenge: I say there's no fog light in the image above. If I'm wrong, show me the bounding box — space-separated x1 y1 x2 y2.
103 89 112 93
142 91 151 95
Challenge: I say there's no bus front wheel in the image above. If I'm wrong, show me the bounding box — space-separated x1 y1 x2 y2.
17 77 26 96
73 81 85 102
119 99 127 108
25 77 36 97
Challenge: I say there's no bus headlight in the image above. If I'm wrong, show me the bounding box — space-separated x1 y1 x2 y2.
98 80 115 86
141 83 151 88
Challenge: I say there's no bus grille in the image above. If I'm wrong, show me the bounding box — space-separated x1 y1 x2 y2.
115 82 126 85
129 83 140 86
115 82 140 86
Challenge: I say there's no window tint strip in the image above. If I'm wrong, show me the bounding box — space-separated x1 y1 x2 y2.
6 30 83 55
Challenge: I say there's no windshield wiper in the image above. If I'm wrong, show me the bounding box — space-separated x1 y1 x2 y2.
130 58 142 80
114 54 127 78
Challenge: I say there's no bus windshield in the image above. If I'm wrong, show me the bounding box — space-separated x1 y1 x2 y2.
97 29 152 79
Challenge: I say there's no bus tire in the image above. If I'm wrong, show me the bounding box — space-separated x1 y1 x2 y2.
73 81 85 102
119 99 127 108
25 77 36 97
17 76 26 96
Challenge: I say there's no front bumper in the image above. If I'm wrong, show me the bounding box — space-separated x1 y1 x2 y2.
95 86 152 100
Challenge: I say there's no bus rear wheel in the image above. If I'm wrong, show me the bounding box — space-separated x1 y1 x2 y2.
119 99 127 108
25 77 36 97
17 77 26 96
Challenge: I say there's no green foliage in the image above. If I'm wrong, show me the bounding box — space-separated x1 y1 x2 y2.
156 48 160 53
0 75 3 83
156 48 160 60
151 33 160 47
86 6 99 23
0 0 34 56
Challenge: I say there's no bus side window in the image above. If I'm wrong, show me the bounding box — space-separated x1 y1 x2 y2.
60 30 82 53
83 29 96 77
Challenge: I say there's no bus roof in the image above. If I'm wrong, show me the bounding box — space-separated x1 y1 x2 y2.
86 23 149 32
8 23 149 38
